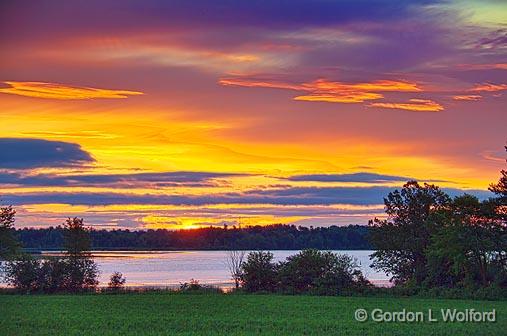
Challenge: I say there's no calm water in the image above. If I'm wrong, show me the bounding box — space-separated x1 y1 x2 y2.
2 250 391 288
89 250 389 288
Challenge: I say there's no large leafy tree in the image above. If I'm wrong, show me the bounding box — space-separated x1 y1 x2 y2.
369 181 451 285
63 217 92 256
62 217 98 292
0 205 20 260
428 195 507 287
484 144 507 281
489 145 507 195
240 251 278 292
489 145 507 220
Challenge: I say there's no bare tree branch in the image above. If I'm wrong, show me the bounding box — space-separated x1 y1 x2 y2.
226 250 245 289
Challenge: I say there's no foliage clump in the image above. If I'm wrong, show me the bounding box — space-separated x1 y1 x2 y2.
108 271 126 290
179 279 222 294
239 249 370 294
4 217 99 293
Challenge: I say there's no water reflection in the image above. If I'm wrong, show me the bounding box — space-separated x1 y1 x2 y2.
1 250 390 288
51 250 390 288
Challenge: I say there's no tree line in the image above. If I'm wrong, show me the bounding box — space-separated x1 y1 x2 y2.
15 224 372 251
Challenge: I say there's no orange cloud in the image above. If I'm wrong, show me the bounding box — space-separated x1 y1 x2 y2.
305 79 421 93
458 63 507 70
296 79 420 103
369 99 443 112
294 92 383 103
470 83 507 92
219 77 421 104
218 78 304 91
452 95 482 101
0 81 144 100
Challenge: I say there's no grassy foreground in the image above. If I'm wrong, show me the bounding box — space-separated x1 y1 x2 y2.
1 293 506 336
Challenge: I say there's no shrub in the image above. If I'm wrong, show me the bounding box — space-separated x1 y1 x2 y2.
4 255 98 293
278 249 370 295
63 257 99 292
37 257 68 293
108 271 126 290
179 279 222 294
240 251 278 292
3 255 40 293
179 278 202 291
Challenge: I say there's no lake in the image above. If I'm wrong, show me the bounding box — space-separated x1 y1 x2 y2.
75 250 390 288
1 250 391 288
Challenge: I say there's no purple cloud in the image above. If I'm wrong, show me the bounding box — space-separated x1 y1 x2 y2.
0 138 94 169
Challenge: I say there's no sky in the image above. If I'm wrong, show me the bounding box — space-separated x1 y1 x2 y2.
0 0 506 230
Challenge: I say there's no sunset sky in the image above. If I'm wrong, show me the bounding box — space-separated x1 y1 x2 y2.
0 0 506 229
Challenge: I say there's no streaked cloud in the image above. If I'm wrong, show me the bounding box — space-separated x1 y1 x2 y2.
0 171 244 188
21 131 119 139
220 77 421 104
369 99 444 112
68 41 281 73
16 203 386 229
457 63 507 70
295 79 421 103
3 186 492 207
285 172 413 183
219 78 304 91
0 81 143 100
470 83 507 92
452 95 482 101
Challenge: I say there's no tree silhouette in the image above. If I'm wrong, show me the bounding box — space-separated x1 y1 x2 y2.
369 181 451 285
62 217 98 292
489 145 507 215
63 217 91 256
0 205 20 260
108 271 126 290
240 251 277 292
226 250 245 289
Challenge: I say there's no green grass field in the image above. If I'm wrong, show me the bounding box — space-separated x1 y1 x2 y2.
1 293 505 335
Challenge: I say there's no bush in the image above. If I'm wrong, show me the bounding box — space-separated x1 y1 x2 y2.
3 255 40 293
278 249 370 295
179 278 202 291
108 272 126 290
63 257 99 292
239 250 371 295
178 279 222 294
240 251 278 292
4 255 98 293
37 257 68 293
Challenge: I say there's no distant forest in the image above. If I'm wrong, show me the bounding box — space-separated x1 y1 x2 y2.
15 224 372 251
